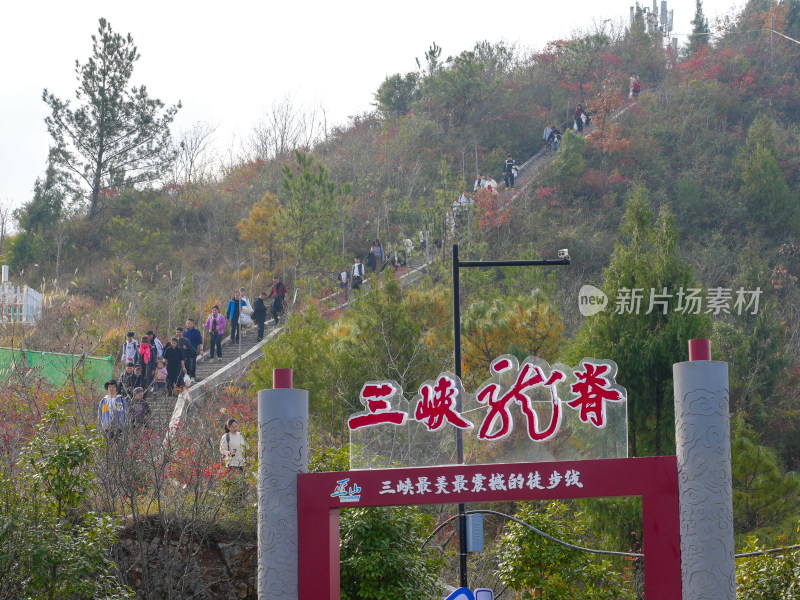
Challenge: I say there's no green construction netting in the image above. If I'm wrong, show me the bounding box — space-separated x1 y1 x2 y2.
0 347 113 390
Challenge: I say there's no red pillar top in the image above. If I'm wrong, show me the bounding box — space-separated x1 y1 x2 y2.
688 339 711 361
273 368 293 389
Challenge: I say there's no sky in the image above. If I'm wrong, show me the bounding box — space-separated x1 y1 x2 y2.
0 0 741 214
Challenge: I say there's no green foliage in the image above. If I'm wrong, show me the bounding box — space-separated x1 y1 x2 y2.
738 120 796 232
309 444 350 473
621 4 666 80
0 400 131 599
28 402 102 518
552 130 586 191
334 276 438 410
15 160 64 234
687 0 711 55
43 18 179 218
248 305 335 425
280 150 343 277
570 186 711 456
713 295 790 437
340 506 443 600
496 501 635 600
108 195 174 274
552 33 612 100
737 531 800 600
732 418 800 542
375 72 420 118
461 293 563 381
10 160 66 277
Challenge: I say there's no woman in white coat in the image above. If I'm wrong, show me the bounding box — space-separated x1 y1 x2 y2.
220 418 249 471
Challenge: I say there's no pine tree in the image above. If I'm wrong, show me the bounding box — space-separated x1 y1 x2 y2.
687 0 711 55
43 18 180 219
569 186 711 456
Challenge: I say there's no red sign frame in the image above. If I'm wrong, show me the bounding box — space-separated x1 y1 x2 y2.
298 456 680 599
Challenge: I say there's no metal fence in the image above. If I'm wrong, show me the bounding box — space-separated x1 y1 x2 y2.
0 283 43 324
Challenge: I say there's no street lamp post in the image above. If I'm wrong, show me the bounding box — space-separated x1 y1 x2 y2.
452 243 570 588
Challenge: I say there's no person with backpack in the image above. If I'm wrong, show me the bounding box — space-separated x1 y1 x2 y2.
136 334 157 383
98 379 128 438
267 275 287 326
503 154 516 190
226 291 245 343
120 331 139 365
219 418 249 471
251 292 269 341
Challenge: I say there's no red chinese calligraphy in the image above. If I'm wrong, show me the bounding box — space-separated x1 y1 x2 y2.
568 362 623 428
414 375 473 431
348 382 408 430
476 357 565 441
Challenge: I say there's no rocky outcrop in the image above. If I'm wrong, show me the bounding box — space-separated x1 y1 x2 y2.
114 524 257 599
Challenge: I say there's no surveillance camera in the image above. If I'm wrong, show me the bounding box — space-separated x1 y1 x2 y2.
558 249 570 260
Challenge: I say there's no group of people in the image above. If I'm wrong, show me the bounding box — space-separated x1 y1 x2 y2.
337 238 414 300
112 278 288 403
223 278 287 345
544 124 563 151
97 379 249 471
118 325 200 399
574 103 591 133
472 153 520 196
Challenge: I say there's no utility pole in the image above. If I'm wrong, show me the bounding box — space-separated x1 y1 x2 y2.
451 244 570 588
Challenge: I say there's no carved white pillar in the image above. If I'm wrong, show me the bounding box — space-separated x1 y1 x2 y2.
673 339 735 600
258 368 308 600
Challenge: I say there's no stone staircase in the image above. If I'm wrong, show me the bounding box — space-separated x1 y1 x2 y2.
195 323 271 382
149 323 277 426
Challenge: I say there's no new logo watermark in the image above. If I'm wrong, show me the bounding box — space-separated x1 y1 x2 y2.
579 286 762 316
578 285 608 316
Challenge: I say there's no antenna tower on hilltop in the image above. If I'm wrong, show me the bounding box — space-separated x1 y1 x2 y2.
631 1 678 53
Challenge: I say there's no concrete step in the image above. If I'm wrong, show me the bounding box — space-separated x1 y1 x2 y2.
193 326 269 382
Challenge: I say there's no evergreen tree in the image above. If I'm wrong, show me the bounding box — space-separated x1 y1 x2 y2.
43 18 180 219
687 0 711 55
374 72 420 118
279 150 346 278
569 186 711 456
738 117 796 232
9 155 66 275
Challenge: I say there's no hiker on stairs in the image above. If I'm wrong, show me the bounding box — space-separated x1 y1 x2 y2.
205 305 227 361
267 276 287 326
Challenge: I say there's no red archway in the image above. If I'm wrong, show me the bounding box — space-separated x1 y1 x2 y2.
298 456 680 599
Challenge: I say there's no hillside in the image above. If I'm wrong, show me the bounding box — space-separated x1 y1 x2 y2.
2 1 800 597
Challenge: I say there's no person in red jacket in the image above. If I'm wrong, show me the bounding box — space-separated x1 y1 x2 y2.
267 276 287 326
